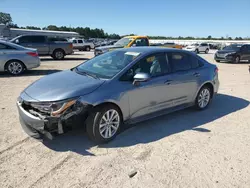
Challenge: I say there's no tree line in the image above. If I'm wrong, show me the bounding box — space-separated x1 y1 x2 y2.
1 12 249 40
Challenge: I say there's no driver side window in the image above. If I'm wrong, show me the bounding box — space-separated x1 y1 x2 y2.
120 53 169 81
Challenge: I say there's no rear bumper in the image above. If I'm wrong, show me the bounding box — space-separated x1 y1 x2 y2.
25 58 40 70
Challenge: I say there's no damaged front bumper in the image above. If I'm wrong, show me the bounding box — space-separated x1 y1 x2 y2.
17 99 92 140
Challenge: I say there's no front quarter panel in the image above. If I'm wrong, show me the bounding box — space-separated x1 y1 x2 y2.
78 81 130 121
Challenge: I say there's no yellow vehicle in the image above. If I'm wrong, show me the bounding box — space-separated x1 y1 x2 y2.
94 35 182 56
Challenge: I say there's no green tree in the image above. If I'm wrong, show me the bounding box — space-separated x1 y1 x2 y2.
0 12 12 25
26 26 41 30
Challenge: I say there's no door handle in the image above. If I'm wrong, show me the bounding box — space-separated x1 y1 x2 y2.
193 73 200 77
164 80 172 85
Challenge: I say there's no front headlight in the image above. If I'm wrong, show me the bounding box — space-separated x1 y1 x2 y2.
30 99 77 116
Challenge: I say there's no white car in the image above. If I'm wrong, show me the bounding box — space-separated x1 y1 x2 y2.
184 43 209 54
69 38 95 51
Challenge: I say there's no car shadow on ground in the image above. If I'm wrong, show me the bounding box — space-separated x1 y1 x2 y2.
0 69 61 77
43 94 249 156
40 57 90 61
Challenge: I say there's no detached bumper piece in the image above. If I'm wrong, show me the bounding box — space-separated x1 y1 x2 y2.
17 101 91 140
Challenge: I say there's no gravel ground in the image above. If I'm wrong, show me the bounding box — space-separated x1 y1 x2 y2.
0 50 249 188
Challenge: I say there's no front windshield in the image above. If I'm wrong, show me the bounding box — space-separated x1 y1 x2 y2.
114 38 133 47
223 45 242 51
76 50 141 79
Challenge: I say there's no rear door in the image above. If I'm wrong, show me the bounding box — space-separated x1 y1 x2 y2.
19 36 48 55
167 52 200 106
240 45 250 60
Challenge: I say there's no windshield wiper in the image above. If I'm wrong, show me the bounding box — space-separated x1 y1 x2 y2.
75 68 99 79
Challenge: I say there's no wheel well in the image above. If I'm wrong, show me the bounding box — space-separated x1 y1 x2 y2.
94 102 124 121
202 83 214 98
4 59 26 70
53 48 65 55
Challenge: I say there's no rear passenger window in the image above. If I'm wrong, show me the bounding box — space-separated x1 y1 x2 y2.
189 55 200 69
168 53 191 72
78 40 83 43
73 40 77 43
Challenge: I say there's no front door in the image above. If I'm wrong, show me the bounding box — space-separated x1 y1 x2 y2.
19 36 49 55
120 53 172 119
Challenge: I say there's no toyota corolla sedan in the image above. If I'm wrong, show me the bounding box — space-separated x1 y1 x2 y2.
17 47 219 143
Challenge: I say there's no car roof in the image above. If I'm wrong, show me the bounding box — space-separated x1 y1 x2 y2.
124 35 148 39
115 47 186 54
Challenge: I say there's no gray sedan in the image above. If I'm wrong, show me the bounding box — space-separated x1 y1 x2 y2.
0 40 40 75
17 47 219 143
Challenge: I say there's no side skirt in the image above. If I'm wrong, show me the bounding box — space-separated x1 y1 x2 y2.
124 103 194 125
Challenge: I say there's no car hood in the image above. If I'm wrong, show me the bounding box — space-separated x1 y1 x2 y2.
217 50 237 54
96 45 122 51
23 70 105 102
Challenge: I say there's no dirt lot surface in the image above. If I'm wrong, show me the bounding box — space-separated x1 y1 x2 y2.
0 50 249 188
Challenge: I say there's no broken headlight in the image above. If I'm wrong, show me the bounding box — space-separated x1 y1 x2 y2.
30 99 77 116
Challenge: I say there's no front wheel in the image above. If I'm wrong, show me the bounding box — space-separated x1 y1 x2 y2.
234 56 240 64
85 46 90 51
195 86 212 110
205 48 209 54
86 105 122 144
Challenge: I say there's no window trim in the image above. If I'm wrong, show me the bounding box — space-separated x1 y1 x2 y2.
119 52 170 81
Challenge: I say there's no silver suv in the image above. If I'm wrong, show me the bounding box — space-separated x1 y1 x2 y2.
17 47 219 143
184 43 210 54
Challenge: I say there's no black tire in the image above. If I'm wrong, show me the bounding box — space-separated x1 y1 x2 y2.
205 48 209 54
195 49 199 54
5 60 25 75
234 56 240 64
195 86 212 110
215 60 220 63
86 104 122 144
85 46 90 51
52 49 65 60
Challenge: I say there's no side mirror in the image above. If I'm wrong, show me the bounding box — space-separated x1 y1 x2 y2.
133 72 150 85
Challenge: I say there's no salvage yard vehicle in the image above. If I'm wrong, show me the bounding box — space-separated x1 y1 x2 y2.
214 44 250 63
10 35 73 60
0 40 40 75
69 38 95 51
17 47 219 143
184 43 210 54
94 36 182 56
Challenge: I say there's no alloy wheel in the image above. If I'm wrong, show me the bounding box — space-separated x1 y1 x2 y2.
8 62 23 75
99 109 120 139
198 88 210 108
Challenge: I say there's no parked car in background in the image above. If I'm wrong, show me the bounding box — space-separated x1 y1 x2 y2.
10 35 73 60
69 38 95 51
184 43 210 54
163 42 183 49
17 47 219 143
0 40 40 75
214 44 250 63
95 36 184 56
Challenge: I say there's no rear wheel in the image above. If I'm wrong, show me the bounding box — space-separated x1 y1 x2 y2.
205 48 209 54
6 60 25 75
86 104 122 144
52 49 65 60
215 60 220 62
195 86 212 110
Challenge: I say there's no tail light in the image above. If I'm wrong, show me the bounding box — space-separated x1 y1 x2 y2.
26 52 38 57
69 43 73 48
215 67 219 73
